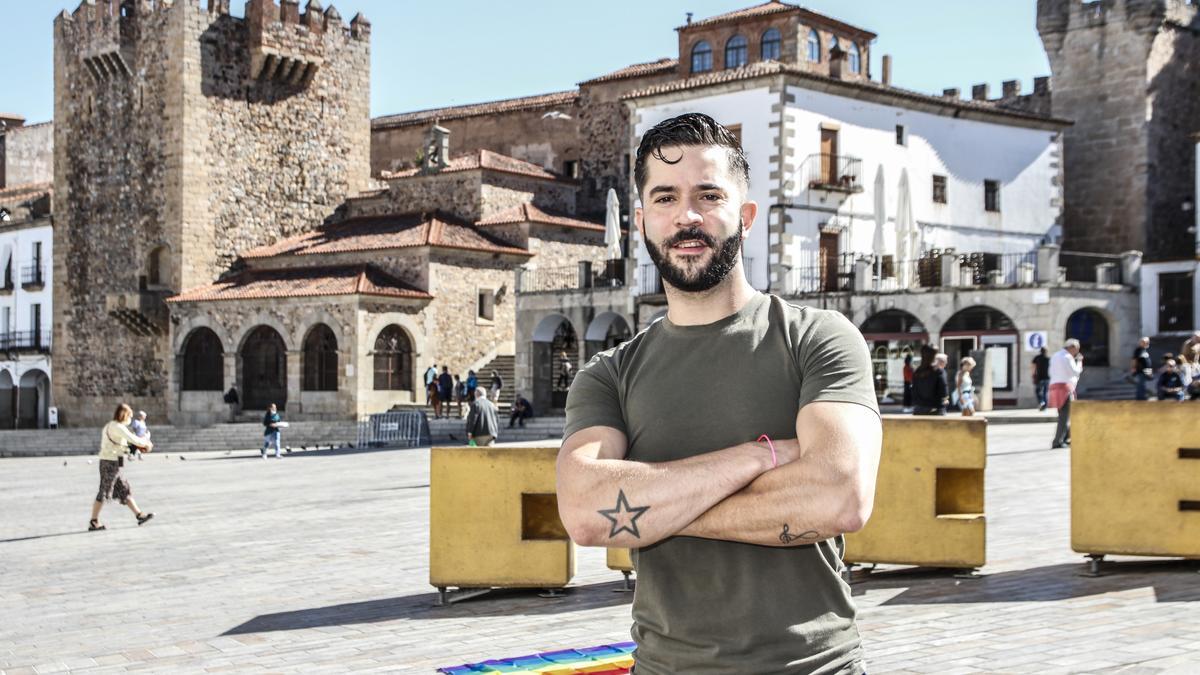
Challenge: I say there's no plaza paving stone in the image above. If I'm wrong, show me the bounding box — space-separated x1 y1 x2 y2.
0 424 1197 673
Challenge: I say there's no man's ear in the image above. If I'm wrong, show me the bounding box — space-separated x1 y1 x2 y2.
739 200 759 240
634 206 645 239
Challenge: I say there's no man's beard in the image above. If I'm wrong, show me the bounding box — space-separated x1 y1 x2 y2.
644 224 743 293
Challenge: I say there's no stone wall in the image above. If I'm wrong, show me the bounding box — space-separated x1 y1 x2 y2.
371 102 583 176
480 173 577 220
0 122 54 188
248 249 430 292
51 0 370 426
1038 0 1200 260
526 226 608 271
427 253 517 378
375 172 482 222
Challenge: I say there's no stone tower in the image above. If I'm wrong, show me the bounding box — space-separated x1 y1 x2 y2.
52 0 370 426
1037 0 1200 260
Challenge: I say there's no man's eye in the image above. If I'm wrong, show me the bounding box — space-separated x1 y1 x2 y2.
655 196 675 203
701 193 722 201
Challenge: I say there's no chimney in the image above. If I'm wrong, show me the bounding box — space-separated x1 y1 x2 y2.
829 45 846 80
1002 79 1020 98
942 87 960 99
881 54 892 86
421 124 451 174
1033 76 1050 95
686 12 693 25
971 83 990 101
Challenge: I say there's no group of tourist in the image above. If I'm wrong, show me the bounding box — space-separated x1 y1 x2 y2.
1129 332 1200 402
901 347 978 417
422 364 503 419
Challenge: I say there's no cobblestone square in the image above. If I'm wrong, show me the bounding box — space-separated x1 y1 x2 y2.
1 424 1197 673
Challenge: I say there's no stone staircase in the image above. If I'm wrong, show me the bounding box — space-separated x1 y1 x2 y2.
426 415 565 444
423 354 518 415
0 421 359 458
1079 377 1142 401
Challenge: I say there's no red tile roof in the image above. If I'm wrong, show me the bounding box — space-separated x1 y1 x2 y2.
0 182 52 205
678 2 876 38
579 58 679 86
476 203 606 232
623 61 1070 126
379 149 562 182
166 264 432 303
240 212 532 260
372 90 579 130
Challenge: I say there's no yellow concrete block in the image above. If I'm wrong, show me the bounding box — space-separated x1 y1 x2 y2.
844 416 987 569
606 547 633 573
1072 401 1200 558
430 446 575 589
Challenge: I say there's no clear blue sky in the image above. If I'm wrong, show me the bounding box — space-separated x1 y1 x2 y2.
0 1 1049 124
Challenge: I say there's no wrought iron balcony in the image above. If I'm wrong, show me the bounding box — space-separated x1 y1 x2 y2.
20 264 45 289
0 329 51 353
516 260 626 294
802 153 864 193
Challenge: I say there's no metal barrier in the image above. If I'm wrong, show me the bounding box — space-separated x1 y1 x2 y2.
356 410 431 448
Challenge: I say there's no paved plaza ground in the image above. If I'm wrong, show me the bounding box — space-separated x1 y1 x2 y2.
1 423 1198 674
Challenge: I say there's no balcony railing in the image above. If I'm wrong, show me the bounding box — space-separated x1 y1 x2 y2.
516 260 626 294
20 264 44 288
784 252 859 294
784 249 1044 295
801 153 864 193
0 329 51 352
637 264 663 296
1060 251 1124 285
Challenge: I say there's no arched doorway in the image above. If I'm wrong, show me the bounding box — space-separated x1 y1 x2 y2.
941 305 1019 404
585 312 633 360
0 369 13 429
241 326 287 410
302 324 339 391
860 310 928 403
181 327 224 391
1066 308 1110 367
531 314 579 412
17 369 49 429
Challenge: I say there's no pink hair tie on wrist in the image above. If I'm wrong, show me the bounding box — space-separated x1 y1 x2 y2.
757 434 778 468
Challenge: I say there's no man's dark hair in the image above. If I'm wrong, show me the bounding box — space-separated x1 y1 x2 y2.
634 113 750 197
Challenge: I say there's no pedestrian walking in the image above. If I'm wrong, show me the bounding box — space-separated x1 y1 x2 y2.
489 369 503 402
466 386 500 447
911 345 949 416
1031 347 1051 410
1157 358 1187 401
509 394 533 428
89 404 155 531
223 385 240 422
956 356 977 417
453 374 466 417
466 369 478 397
1130 336 1153 400
901 353 914 412
437 366 454 419
1049 338 1084 449
425 364 441 419
129 410 150 461
261 403 284 459
557 350 574 389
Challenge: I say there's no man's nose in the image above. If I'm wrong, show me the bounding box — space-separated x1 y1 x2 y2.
673 202 703 227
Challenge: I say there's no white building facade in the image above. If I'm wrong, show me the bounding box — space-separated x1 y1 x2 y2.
625 63 1138 407
0 183 53 428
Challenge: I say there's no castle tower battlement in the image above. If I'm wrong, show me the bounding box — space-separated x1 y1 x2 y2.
51 0 371 425
1036 0 1200 260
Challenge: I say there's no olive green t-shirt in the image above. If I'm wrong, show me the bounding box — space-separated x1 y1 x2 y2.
564 293 878 675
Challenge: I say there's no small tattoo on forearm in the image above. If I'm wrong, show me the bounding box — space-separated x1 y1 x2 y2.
598 489 650 539
779 524 819 544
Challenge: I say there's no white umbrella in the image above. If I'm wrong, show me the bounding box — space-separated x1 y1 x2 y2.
872 166 887 286
604 188 622 260
895 169 917 288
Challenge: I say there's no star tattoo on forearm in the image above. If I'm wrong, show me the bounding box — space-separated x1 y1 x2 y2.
598 489 650 539
779 524 820 544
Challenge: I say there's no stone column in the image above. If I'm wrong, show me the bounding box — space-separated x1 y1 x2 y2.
1037 244 1060 284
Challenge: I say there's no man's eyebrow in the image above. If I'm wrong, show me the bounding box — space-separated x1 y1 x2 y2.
647 185 677 197
695 183 724 192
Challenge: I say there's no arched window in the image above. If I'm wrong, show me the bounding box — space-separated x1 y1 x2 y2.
373 325 412 391
182 328 223 391
761 28 781 61
848 42 861 74
725 35 748 69
806 29 821 62
691 41 713 73
302 324 338 391
1066 309 1110 366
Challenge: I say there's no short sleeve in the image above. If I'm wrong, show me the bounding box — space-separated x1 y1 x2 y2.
563 355 627 440
795 309 880 415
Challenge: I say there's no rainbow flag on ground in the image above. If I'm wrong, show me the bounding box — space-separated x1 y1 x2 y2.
438 642 636 674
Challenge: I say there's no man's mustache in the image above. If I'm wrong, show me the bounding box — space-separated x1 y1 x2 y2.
663 228 716 249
